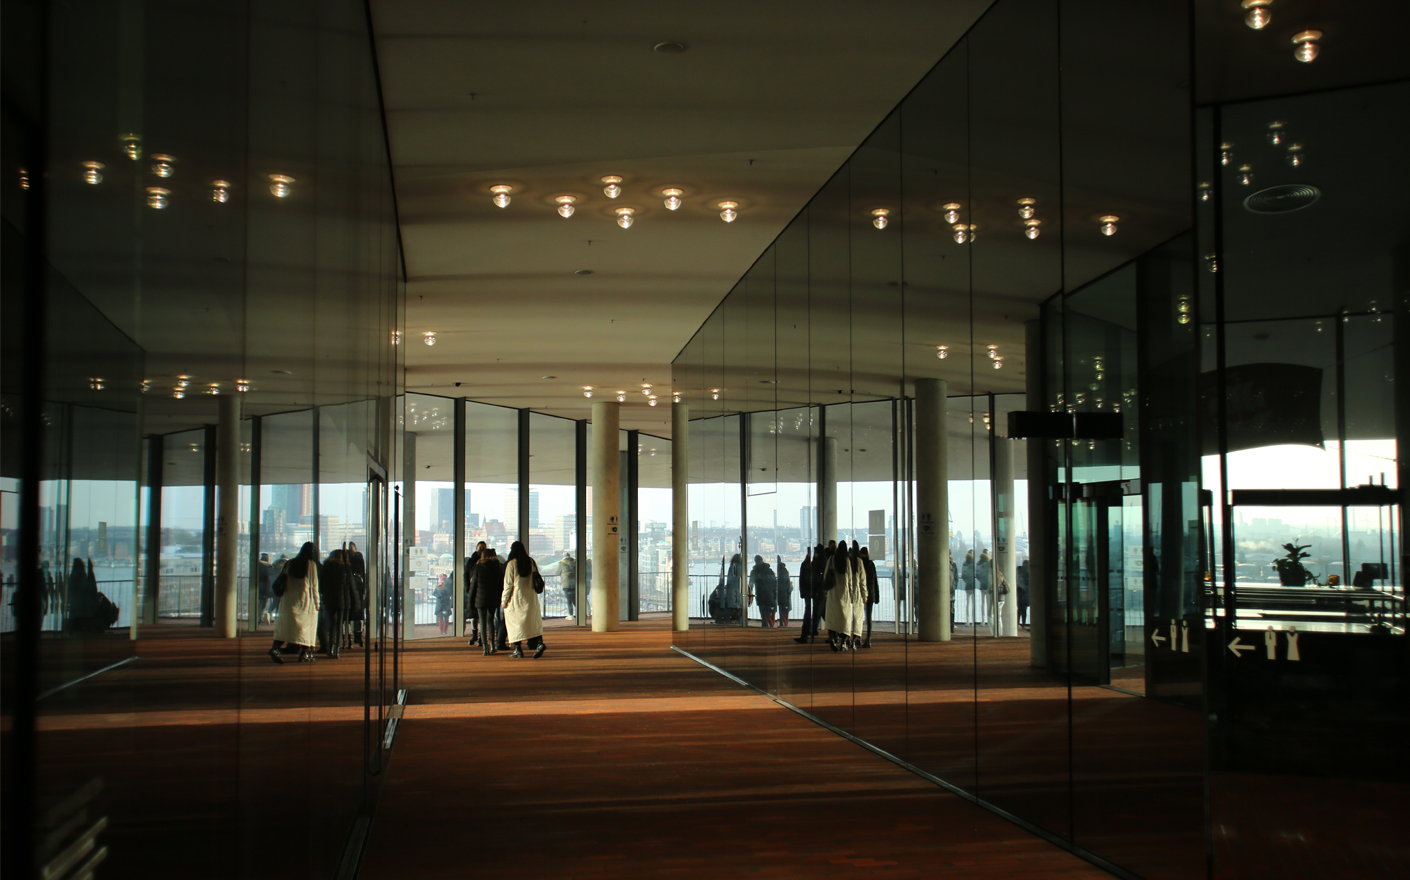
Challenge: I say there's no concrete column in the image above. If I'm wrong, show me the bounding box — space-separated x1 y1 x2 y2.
214 394 241 638
403 431 416 641
818 436 837 544
672 402 690 631
994 437 1019 636
916 378 950 641
1026 320 1049 667
591 402 620 631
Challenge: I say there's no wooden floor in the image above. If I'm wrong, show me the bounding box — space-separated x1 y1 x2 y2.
358 618 1110 880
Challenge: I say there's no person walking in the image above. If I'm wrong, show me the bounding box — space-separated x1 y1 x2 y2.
1017 558 1031 627
724 554 743 624
822 541 855 651
961 549 976 626
848 542 867 648
502 541 545 658
776 556 793 628
465 542 487 645
469 548 504 655
346 542 367 647
793 548 813 643
270 542 321 664
749 555 777 627
860 546 880 648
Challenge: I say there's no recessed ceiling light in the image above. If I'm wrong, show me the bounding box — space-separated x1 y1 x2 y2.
490 184 513 208
268 174 295 197
574 269 593 275
555 194 576 217
662 187 683 210
1292 29 1321 63
653 41 687 53
615 206 635 228
423 331 437 346
718 201 738 223
601 176 623 198
82 161 104 184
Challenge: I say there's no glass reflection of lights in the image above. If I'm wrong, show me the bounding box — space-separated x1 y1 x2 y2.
391 330 401 345
150 154 175 178
941 202 961 224
146 187 170 209
953 223 975 244
1220 143 1233 165
1024 218 1042 239
1292 29 1321 63
236 380 250 392
269 174 295 197
89 378 105 391
1242 0 1272 30
871 208 890 229
1287 143 1304 166
1266 120 1286 145
1017 197 1036 219
121 133 141 160
1238 164 1254 186
423 331 437 346
1197 181 1211 201
1205 253 1219 273
211 180 232 203
82 161 104 184
1099 215 1119 236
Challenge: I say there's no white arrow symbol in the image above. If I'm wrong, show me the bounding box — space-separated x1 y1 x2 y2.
1228 636 1254 657
1151 631 1167 648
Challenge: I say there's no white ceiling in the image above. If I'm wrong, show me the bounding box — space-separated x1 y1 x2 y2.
370 0 994 436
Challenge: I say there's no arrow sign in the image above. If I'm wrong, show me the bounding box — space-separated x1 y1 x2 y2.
1228 636 1254 658
1151 631 1167 648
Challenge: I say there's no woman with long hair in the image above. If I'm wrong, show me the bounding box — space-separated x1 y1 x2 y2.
270 542 321 664
502 540 545 658
822 541 855 651
848 541 867 648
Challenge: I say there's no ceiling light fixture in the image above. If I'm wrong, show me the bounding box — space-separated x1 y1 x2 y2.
615 206 635 228
211 180 232 203
718 200 739 223
583 386 593 398
941 203 961 224
146 187 170 209
602 176 623 198
1017 197 1036 219
673 393 681 403
82 161 104 185
648 396 658 406
1266 120 1286 145
236 379 250 392
423 331 437 346
936 345 948 360
987 345 999 360
1242 0 1272 30
993 357 1004 370
1292 29 1321 63
1238 164 1254 186
391 330 401 345
269 174 294 197
1286 143 1304 166
662 187 683 210
490 184 512 208
555 195 577 217
953 223 975 244
653 41 687 53
89 377 105 391
18 168 29 190
1205 253 1220 273
150 154 175 178
207 383 221 395
1197 182 1212 202
172 389 186 399
1220 144 1233 166
1099 215 1119 236
871 208 890 229
616 391 627 402
121 134 141 160
712 388 720 400
1024 219 1042 239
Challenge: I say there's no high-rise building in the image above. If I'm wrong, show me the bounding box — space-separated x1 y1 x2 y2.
430 487 453 533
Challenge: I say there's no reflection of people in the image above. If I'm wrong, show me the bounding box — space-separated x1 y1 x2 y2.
560 551 578 618
725 554 743 622
466 542 487 644
270 542 321 664
469 548 504 655
793 548 813 643
320 549 348 659
823 542 855 651
749 555 777 627
434 573 452 635
961 550 976 625
776 556 793 628
502 541 545 658
811 544 827 638
1017 559 1031 627
257 553 275 624
977 549 993 626
859 546 879 648
848 542 866 646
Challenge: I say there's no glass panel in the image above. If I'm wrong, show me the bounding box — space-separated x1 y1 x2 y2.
530 412 577 620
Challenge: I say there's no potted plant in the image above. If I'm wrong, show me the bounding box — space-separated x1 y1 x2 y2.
1274 541 1316 586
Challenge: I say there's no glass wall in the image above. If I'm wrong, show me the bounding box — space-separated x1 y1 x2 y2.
2 0 405 876
530 412 576 618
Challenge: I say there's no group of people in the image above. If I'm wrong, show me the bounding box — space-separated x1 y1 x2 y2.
462 540 546 659
794 541 881 651
266 542 367 664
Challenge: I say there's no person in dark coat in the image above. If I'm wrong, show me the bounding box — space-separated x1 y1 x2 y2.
468 548 504 655
793 548 814 643
319 549 348 658
465 542 487 645
560 551 578 619
860 546 880 648
346 543 367 646
811 543 829 639
725 554 743 623
1017 558 1031 627
749 555 777 627
776 556 793 628
257 553 275 624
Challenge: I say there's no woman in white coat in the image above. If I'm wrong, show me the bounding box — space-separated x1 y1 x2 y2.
822 541 854 652
269 542 321 664
502 541 546 659
848 541 867 648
